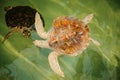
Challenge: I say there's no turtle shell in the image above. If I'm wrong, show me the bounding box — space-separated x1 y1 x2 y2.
2 6 45 42
5 6 45 28
48 16 90 54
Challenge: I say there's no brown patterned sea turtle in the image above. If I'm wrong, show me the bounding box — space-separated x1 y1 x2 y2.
33 12 100 77
2 6 44 42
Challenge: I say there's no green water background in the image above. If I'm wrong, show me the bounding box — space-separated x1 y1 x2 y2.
0 0 120 80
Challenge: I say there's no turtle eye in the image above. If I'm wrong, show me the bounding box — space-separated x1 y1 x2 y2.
20 26 22 29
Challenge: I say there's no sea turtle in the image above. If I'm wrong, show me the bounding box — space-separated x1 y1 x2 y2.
33 12 100 77
2 6 45 42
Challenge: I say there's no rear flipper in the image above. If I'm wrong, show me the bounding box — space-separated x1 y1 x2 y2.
48 51 64 77
90 38 100 46
2 27 18 42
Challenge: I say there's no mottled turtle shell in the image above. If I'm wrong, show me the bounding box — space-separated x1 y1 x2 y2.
48 16 90 54
2 6 45 42
5 6 45 28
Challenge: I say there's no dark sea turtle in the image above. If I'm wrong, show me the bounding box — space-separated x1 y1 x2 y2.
2 6 45 42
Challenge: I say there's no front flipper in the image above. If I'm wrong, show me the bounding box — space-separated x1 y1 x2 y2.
33 40 50 48
35 12 48 39
82 13 94 25
48 51 64 77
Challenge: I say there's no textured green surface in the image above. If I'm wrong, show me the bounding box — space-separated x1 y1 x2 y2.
0 0 120 80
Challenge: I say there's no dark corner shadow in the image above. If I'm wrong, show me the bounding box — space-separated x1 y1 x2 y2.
0 66 15 80
106 0 120 11
114 55 120 80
